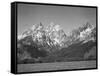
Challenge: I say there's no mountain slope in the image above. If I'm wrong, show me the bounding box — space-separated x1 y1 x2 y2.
17 22 97 63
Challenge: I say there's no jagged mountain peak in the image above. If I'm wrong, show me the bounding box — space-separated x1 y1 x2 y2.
18 22 96 51
83 22 93 28
45 22 67 47
31 22 44 31
18 22 67 49
46 22 62 32
18 22 44 40
70 22 96 43
79 22 94 32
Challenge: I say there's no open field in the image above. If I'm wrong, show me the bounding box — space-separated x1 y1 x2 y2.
18 60 96 73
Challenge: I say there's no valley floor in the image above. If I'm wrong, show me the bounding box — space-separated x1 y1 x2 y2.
17 60 97 73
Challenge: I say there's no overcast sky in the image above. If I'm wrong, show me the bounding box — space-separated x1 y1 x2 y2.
18 3 96 35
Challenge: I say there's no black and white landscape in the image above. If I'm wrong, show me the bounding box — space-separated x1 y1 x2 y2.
17 22 96 63
17 3 97 72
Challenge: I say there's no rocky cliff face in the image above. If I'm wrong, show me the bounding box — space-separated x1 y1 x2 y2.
18 22 68 50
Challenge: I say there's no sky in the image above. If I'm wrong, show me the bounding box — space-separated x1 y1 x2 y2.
18 3 96 35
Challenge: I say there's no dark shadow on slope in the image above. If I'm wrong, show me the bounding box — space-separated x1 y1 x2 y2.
41 41 96 63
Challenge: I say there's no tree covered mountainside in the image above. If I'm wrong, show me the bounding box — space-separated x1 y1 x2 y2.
17 22 97 64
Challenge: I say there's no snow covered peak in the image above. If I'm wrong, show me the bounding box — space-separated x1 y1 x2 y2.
46 23 66 47
18 35 23 40
31 22 44 31
46 22 62 32
54 24 61 31
78 22 96 43
31 24 36 31
18 23 44 40
18 22 96 50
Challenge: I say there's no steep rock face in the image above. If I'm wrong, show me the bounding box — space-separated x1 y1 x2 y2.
79 22 95 43
18 22 67 49
66 22 96 45
45 23 67 48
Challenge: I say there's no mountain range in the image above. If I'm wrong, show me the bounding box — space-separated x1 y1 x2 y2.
17 22 96 64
